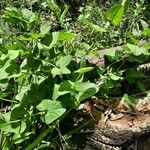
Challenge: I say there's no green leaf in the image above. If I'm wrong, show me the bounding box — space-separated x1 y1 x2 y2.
61 67 71 74
56 55 72 68
126 70 144 78
15 85 30 101
3 22 11 36
51 67 62 77
19 33 43 41
0 59 11 80
77 88 98 102
2 7 28 26
60 5 69 25
19 34 32 41
0 120 26 134
25 57 42 70
79 17 106 33
75 67 94 74
144 44 150 49
37 75 54 100
122 94 136 107
31 33 43 39
37 100 66 124
52 84 69 100
88 23 106 32
40 22 51 35
74 82 99 93
11 106 27 120
73 82 99 102
143 28 150 36
127 43 147 56
59 80 74 92
121 0 127 6
109 72 121 81
106 5 124 25
126 33 139 45
137 80 147 92
0 112 26 134
38 32 59 50
51 67 71 77
75 49 87 58
21 8 35 23
13 132 32 144
104 49 116 57
58 32 76 41
47 0 61 18
8 50 20 60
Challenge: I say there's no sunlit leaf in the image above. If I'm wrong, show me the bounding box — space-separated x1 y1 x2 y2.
38 32 59 50
40 22 51 35
8 50 20 60
37 100 66 124
122 94 136 107
21 8 32 19
74 82 99 93
106 5 124 25
143 28 150 36
127 43 147 56
109 72 121 81
60 5 69 25
47 0 61 18
104 49 116 57
75 67 94 74
0 112 26 134
56 55 72 67
58 32 76 41
51 67 71 77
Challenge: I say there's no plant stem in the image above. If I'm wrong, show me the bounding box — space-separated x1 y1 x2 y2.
25 127 53 150
25 109 72 150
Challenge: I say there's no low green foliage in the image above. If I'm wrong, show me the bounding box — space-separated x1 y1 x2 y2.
0 0 149 149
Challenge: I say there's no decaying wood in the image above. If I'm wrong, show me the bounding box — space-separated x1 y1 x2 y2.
87 40 149 67
69 93 150 150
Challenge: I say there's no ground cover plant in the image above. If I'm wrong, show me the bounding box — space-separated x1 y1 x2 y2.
0 0 149 149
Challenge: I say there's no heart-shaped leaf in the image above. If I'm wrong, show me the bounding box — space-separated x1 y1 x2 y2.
37 100 66 124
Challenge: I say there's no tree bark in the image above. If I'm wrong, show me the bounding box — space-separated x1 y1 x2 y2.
69 94 150 150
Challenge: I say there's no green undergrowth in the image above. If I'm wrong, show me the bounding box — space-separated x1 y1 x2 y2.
0 0 149 149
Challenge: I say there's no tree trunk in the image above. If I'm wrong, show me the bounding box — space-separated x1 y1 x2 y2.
69 94 150 150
